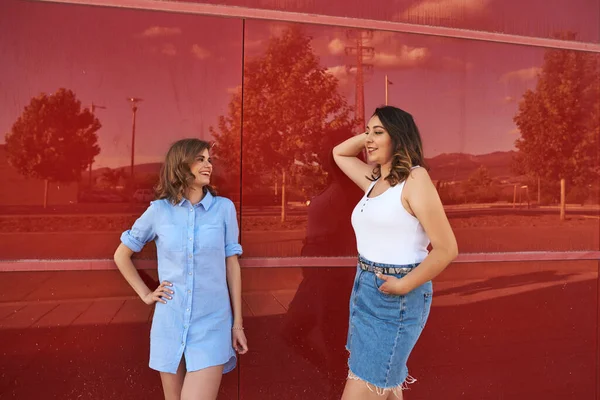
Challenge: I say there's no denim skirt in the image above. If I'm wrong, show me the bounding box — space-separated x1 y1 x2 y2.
346 255 433 392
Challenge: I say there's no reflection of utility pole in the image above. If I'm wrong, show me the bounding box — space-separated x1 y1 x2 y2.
88 103 106 187
345 30 374 128
385 75 393 105
127 97 143 187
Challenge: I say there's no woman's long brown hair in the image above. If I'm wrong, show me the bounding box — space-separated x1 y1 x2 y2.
155 138 216 204
368 106 428 186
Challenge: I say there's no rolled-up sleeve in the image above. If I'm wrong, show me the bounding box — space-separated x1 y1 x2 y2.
224 201 243 257
121 202 157 252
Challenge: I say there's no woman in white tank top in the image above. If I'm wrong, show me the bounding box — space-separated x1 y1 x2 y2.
333 106 458 400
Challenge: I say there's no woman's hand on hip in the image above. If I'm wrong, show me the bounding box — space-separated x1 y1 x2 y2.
142 281 173 305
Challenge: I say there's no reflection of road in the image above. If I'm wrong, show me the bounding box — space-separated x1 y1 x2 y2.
0 201 598 259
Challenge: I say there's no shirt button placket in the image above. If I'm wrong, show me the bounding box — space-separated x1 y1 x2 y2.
183 206 195 347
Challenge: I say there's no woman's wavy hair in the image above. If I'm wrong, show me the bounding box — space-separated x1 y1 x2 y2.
155 138 216 204
368 106 428 186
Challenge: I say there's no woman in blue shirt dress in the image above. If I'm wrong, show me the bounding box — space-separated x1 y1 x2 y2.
114 138 248 400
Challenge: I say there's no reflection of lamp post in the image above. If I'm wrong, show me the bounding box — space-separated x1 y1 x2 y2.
88 103 106 187
520 185 530 209
127 97 143 187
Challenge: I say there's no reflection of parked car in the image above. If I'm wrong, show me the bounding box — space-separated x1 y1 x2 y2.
133 189 155 202
79 190 125 203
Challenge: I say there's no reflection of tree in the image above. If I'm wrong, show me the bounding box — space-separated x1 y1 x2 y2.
101 168 127 190
436 180 460 205
211 26 355 221
4 88 101 208
513 33 599 219
462 166 500 203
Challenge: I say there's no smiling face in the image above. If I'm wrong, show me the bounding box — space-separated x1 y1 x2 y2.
365 114 394 166
189 148 212 188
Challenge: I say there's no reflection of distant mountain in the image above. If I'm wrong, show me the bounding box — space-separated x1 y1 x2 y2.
90 162 230 190
427 151 516 182
91 163 162 180
86 151 517 183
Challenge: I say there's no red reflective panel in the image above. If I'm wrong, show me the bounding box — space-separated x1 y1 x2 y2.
0 0 243 260
1 260 596 398
0 268 238 398
239 261 599 399
237 20 599 257
1 2 599 261
171 0 600 43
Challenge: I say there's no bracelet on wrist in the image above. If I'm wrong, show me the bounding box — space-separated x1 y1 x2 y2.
232 326 244 331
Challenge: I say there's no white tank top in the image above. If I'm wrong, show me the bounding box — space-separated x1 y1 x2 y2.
351 172 430 265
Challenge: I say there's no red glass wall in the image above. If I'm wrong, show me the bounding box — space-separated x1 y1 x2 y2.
0 0 243 260
0 0 599 399
2 261 597 398
239 20 600 257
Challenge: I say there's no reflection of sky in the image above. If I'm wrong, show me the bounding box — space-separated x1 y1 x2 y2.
0 0 244 168
0 0 595 168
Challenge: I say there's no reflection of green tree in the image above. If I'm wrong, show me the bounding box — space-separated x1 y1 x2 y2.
211 26 355 221
513 33 599 219
101 168 127 190
462 166 500 203
436 180 460 205
4 88 101 208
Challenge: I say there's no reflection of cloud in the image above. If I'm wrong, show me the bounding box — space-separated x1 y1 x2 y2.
328 38 346 56
161 43 177 56
245 39 264 50
500 67 541 83
503 96 515 104
326 65 354 87
399 0 491 21
191 44 211 60
139 26 182 38
226 86 241 95
328 32 429 70
373 45 430 69
268 22 293 37
441 56 473 71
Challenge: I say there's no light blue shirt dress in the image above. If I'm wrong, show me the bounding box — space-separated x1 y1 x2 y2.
120 192 242 374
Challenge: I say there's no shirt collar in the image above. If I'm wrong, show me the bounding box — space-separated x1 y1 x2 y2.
176 190 214 210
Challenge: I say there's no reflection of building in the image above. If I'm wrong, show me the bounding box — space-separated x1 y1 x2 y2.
0 145 78 206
